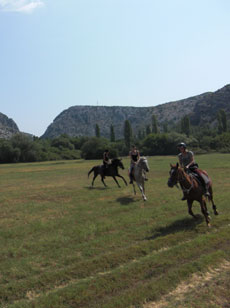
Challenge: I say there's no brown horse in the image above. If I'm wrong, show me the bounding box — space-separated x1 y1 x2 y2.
167 163 218 226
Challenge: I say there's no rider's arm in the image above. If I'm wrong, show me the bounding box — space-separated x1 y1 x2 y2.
185 152 195 169
129 151 134 164
178 154 183 168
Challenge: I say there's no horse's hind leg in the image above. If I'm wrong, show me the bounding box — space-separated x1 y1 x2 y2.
209 187 219 215
138 182 147 201
101 176 107 187
132 183 136 195
200 199 211 226
212 202 219 215
92 174 98 186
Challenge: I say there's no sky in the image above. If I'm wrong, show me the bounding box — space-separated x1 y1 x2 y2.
1 0 230 137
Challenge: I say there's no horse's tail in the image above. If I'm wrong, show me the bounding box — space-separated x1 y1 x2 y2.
88 167 95 178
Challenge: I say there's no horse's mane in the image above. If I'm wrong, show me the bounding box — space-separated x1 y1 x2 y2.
111 158 120 163
172 164 193 184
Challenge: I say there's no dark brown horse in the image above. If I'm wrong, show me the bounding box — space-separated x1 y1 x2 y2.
167 163 218 226
88 158 127 188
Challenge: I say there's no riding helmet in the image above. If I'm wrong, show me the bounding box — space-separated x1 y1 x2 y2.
177 142 187 148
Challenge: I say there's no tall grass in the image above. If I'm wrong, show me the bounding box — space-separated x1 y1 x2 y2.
0 154 229 307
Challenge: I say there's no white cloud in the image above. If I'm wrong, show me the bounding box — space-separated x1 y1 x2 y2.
0 0 44 13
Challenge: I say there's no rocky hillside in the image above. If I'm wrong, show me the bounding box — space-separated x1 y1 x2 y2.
42 84 230 139
0 112 20 139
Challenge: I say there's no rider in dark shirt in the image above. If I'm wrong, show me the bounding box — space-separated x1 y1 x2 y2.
129 145 140 184
102 150 110 177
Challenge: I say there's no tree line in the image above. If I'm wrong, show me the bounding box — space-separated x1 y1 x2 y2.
0 109 230 163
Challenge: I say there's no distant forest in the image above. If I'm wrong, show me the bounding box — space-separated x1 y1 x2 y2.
0 109 230 163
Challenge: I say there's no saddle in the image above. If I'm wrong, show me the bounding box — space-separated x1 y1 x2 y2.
189 169 211 190
101 164 109 177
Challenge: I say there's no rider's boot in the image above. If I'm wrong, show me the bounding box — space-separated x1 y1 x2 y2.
204 185 210 197
181 193 187 201
129 175 133 184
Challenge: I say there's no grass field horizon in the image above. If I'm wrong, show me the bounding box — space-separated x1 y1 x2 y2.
0 153 230 307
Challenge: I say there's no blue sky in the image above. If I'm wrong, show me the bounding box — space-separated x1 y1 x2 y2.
1 0 230 136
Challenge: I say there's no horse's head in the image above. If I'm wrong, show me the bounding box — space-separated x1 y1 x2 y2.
167 163 179 187
111 158 125 170
138 157 150 172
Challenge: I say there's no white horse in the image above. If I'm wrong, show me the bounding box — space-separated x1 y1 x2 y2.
132 157 150 201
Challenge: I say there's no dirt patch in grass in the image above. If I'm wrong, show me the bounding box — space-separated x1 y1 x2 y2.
144 260 230 308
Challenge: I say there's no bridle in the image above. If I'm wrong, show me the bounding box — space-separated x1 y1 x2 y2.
137 157 149 172
169 166 193 194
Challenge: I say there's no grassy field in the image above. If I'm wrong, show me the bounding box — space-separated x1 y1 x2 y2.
0 153 230 308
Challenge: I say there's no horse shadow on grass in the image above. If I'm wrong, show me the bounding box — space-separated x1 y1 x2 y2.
116 196 138 205
145 215 204 241
85 186 111 191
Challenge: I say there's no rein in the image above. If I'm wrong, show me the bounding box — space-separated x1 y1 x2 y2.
177 169 194 194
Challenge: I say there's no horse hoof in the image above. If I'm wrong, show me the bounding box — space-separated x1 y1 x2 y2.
207 223 211 228
214 210 219 215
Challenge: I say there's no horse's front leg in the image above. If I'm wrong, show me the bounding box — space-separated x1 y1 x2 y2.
187 200 196 219
116 174 128 186
112 176 121 188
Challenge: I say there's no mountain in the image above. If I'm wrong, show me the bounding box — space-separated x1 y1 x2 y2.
0 112 20 139
42 84 230 139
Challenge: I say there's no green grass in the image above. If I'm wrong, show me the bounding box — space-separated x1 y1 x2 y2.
0 154 230 307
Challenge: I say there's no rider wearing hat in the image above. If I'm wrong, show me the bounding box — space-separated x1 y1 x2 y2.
177 142 210 200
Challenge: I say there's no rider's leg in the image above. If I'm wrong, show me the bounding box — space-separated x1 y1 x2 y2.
102 163 107 178
202 174 210 196
129 166 133 184
196 170 210 196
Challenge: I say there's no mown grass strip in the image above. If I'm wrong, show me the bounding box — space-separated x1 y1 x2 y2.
4 225 230 308
0 218 217 303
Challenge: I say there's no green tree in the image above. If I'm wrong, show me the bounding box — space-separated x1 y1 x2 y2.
217 109 227 134
124 120 133 148
146 125 151 136
95 124 100 138
181 115 190 137
110 124 115 142
151 114 158 134
51 135 74 150
163 122 168 133
138 129 142 140
11 133 38 162
81 137 108 159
